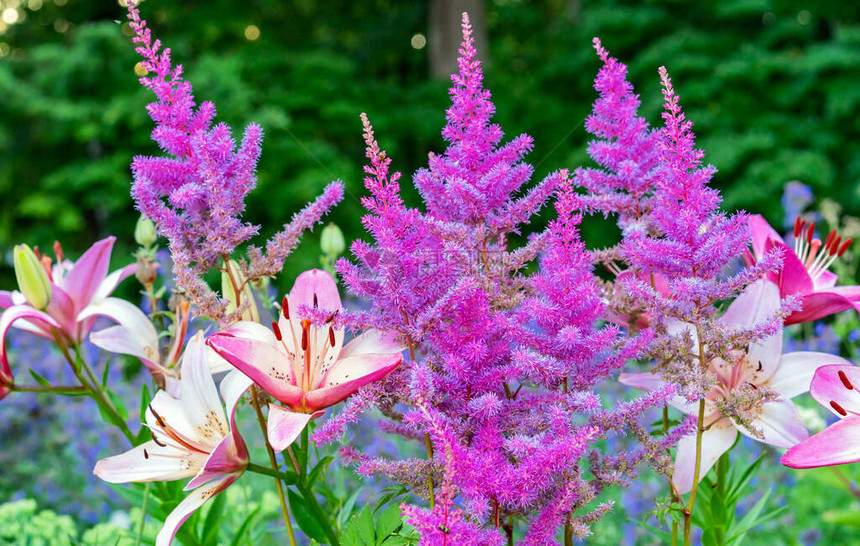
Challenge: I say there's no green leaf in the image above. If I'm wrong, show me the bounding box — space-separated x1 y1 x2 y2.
375 504 403 541
357 505 376 546
200 489 226 544
308 455 334 488
338 488 363 529
726 455 765 505
628 518 673 543
28 369 52 386
724 488 782 544
287 488 328 543
228 507 261 546
106 389 129 422
102 358 111 388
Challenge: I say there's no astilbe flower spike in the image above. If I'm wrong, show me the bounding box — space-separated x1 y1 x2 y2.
126 4 343 322
575 38 662 230
332 17 677 542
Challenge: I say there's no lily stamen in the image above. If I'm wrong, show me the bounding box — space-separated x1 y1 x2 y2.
792 216 852 282
148 404 209 455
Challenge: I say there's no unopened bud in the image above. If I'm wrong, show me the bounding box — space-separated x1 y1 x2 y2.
13 244 51 310
320 223 346 257
222 259 259 322
134 215 158 248
135 254 158 287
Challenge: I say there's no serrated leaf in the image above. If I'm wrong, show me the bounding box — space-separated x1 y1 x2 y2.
357 505 376 546
288 488 328 543
375 504 403 540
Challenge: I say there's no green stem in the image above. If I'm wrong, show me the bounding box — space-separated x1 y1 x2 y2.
683 398 707 546
663 405 680 546
297 425 339 545
135 483 150 546
249 388 297 546
247 462 297 484
563 520 573 546
11 384 87 394
74 345 136 443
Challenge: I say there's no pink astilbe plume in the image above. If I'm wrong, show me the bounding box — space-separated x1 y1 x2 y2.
126 4 343 322
575 38 662 230
331 16 678 542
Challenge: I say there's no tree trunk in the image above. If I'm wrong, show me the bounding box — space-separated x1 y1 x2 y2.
429 0 488 80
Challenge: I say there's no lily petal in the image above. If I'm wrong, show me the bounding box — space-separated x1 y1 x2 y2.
267 404 323 451
0 305 60 369
618 372 693 414
786 290 860 325
735 399 808 449
206 334 302 408
673 421 737 495
47 284 77 339
307 352 402 411
61 236 115 309
0 291 15 309
810 364 860 417
722 280 783 382
765 238 814 298
156 475 238 546
341 329 405 358
186 432 248 490
781 414 860 469
288 269 341 312
749 214 785 260
94 440 206 483
92 263 137 303
768 352 854 398
83 298 160 368
176 333 229 439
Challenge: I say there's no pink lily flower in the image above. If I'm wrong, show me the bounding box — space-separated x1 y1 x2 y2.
620 280 851 493
782 364 860 468
748 214 859 325
94 332 253 546
207 269 404 450
0 237 135 395
0 236 136 344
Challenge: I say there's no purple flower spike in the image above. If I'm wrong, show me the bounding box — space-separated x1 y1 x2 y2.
126 5 343 321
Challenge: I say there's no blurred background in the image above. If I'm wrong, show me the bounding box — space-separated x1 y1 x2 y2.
0 0 858 294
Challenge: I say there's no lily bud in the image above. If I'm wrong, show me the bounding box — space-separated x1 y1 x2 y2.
134 215 158 248
320 223 345 258
222 259 259 322
14 244 51 310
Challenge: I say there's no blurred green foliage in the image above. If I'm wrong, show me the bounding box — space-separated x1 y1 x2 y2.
0 0 858 293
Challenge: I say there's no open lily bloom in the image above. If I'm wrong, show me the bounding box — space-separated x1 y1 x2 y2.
782 364 860 468
208 269 404 450
620 281 851 493
80 300 233 393
0 236 136 346
94 333 252 546
748 214 858 325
